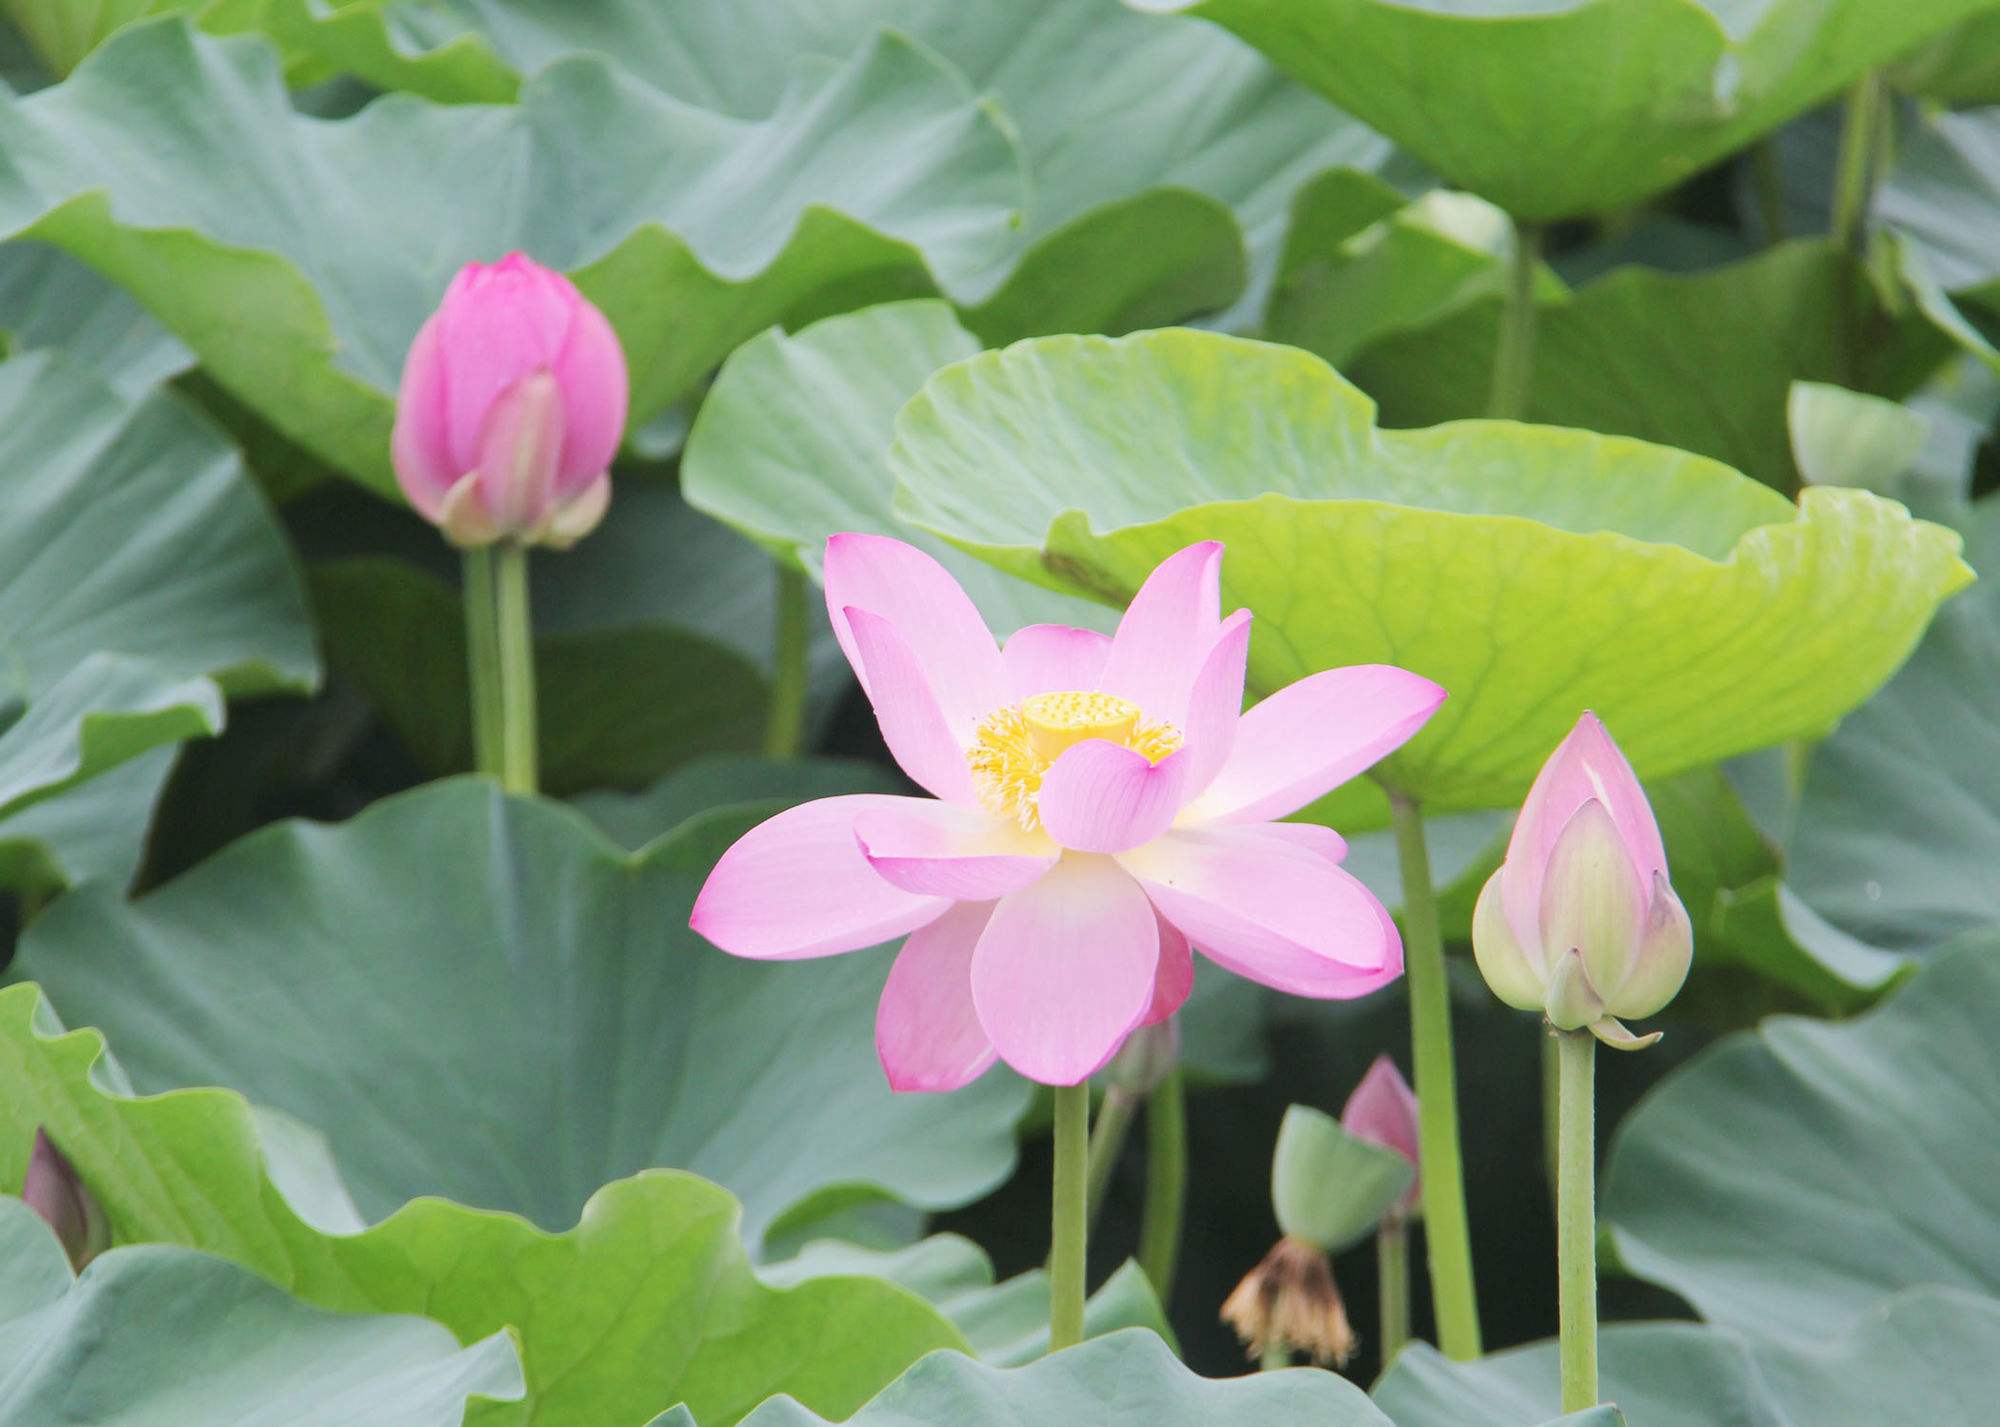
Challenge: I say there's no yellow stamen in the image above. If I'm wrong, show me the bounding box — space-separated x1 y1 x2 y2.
967 689 1182 830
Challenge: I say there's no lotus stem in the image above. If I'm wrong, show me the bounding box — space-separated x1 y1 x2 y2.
1136 1067 1188 1301
1084 1085 1140 1232
463 547 503 780
1556 1025 1599 1411
1049 1081 1091 1352
765 565 810 758
1378 1216 1411 1368
492 541 539 795
1260 1342 1291 1371
1486 219 1543 420
1830 71 1888 259
1386 787 1483 1359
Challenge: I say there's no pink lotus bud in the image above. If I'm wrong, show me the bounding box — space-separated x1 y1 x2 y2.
22 1128 109 1270
1471 711 1691 1050
391 252 627 550
1341 1054 1420 1219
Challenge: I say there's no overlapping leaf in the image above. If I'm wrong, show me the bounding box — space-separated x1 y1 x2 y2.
1130 0 2000 220
0 1197 523 1424
1345 240 1947 491
1376 1296 2000 1426
0 978 968 1427
272 0 1405 334
0 349 315 894
15 778 1030 1250
0 18 1026 494
1602 934 2000 1347
887 328 1971 816
737 1329 1395 1426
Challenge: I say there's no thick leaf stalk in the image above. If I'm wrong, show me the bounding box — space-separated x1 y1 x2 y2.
1557 1026 1599 1411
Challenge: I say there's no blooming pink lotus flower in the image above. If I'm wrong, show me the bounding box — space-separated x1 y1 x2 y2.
392 252 628 549
1472 711 1692 1050
1341 1053 1420 1220
691 536 1447 1087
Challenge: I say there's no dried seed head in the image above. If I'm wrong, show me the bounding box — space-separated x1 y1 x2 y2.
1220 1235 1357 1368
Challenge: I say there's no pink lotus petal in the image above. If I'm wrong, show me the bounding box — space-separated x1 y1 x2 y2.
549 294 628 491
971 855 1160 1085
390 311 454 517
1178 608 1252 798
1038 743 1191 854
844 606 981 805
437 256 578 471
1121 826 1403 998
1500 710 1665 955
853 801 1056 900
1001 624 1113 701
690 794 949 959
1142 912 1194 1026
1186 665 1446 825
1342 1053 1421 1216
825 534 1005 737
474 371 563 531
1098 542 1223 725
1235 822 1349 863
877 901 1000 1093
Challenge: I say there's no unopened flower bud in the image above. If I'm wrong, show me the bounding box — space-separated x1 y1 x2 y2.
1221 1236 1357 1367
1340 1054 1420 1220
1472 711 1691 1050
1107 1018 1179 1095
392 252 627 550
21 1128 109 1271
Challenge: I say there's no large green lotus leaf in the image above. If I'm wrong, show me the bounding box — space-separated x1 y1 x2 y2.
1128 0 1997 221
1889 14 2000 105
0 240 189 395
1881 109 2000 332
1786 498 2000 950
683 301 1109 637
0 350 314 895
278 0 1402 336
1347 240 1947 491
15 779 1030 1251
739 1329 1393 1426
574 754 903 852
1601 933 2000 1349
0 982 968 1427
0 1197 524 1423
1265 177 1566 370
763 1235 1171 1367
1375 1294 2000 1426
0 19 1025 496
310 557 767 794
887 328 1972 814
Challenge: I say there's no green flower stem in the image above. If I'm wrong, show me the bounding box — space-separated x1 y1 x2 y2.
1049 1081 1091 1353
492 541 539 796
462 547 503 780
1259 1343 1291 1371
1750 139 1788 247
1084 1086 1140 1232
1542 1033 1561 1193
1378 1217 1411 1368
1556 1026 1599 1412
764 565 810 758
1136 1068 1187 1301
1486 219 1543 420
1386 788 1483 1360
1830 71 1888 258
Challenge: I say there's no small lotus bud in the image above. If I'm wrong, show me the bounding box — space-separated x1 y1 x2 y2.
1340 1054 1420 1220
1470 711 1692 1050
21 1128 109 1271
1221 1235 1357 1367
392 252 627 550
1107 1019 1179 1095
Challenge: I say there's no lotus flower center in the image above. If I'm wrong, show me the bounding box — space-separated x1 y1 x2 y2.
967 690 1183 830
